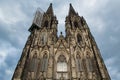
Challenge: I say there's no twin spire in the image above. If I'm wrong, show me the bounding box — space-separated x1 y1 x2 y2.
46 3 77 16
29 3 77 32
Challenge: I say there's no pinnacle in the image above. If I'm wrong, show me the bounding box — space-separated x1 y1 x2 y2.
69 3 77 15
46 3 54 15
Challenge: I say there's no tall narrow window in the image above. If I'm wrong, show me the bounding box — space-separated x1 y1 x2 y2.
41 34 47 45
57 55 68 79
30 53 38 72
77 34 82 44
41 53 48 72
41 36 44 45
86 54 93 72
44 21 48 27
76 53 83 72
74 21 78 28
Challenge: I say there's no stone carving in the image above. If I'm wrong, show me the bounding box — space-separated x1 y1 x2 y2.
12 3 111 80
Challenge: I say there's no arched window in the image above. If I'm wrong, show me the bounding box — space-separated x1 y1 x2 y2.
41 53 48 72
41 34 47 45
74 21 78 28
57 55 68 79
57 55 67 72
76 53 83 72
86 54 93 72
30 53 38 72
44 21 49 27
77 34 82 44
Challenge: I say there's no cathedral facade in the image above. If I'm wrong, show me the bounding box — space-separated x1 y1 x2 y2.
12 3 111 80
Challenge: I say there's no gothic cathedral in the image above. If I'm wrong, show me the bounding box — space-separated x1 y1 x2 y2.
12 3 111 80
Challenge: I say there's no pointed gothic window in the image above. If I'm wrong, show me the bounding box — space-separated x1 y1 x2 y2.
41 34 47 45
74 21 78 28
77 34 82 44
76 53 83 72
57 55 67 72
44 21 49 27
41 53 48 72
57 55 68 79
86 54 93 72
30 53 38 72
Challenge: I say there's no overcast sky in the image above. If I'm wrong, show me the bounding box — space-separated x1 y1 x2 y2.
0 0 120 80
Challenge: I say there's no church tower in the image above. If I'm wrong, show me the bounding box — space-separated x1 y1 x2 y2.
12 3 111 80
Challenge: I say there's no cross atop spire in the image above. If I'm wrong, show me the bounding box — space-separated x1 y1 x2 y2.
69 3 77 15
46 3 54 16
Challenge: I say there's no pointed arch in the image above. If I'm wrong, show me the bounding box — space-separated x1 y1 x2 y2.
86 53 93 72
56 55 68 79
41 33 47 45
29 52 38 72
76 53 83 72
57 55 67 72
41 53 48 72
77 34 82 44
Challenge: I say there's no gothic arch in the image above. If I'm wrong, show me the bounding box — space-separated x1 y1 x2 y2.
75 53 84 72
28 50 39 74
84 47 93 57
74 49 83 59
41 50 49 59
30 50 39 59
41 32 47 45
40 53 48 72
56 54 68 79
85 52 93 72
77 33 82 44
57 55 67 71
55 51 69 63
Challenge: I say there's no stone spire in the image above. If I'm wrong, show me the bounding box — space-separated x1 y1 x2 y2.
68 3 77 16
46 3 54 16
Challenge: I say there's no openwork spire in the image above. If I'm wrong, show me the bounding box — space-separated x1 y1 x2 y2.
68 3 77 15
46 3 54 15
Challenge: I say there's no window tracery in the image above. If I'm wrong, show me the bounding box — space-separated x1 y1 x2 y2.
57 55 68 79
29 52 38 72
86 53 93 72
41 53 48 72
76 53 83 72
41 34 47 45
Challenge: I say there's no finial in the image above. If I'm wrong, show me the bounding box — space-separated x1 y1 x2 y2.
46 3 54 15
60 32 62 35
70 3 72 7
68 3 77 16
50 3 52 6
